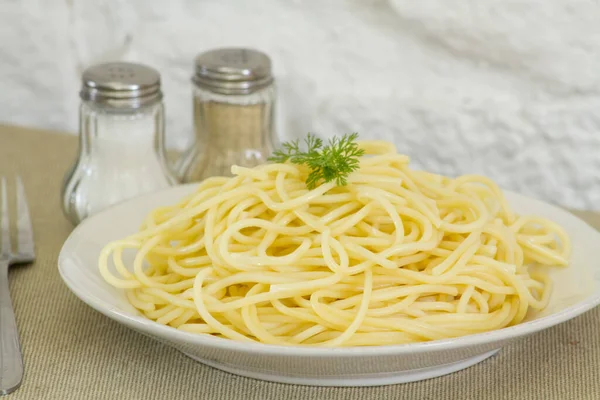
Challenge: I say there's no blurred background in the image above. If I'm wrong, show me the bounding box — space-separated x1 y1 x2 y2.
1 0 599 209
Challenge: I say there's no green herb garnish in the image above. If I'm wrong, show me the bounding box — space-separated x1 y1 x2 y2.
269 133 365 189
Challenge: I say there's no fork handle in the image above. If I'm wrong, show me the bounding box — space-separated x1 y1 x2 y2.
0 260 23 395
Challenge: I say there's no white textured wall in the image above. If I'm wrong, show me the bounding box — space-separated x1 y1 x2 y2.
1 0 600 209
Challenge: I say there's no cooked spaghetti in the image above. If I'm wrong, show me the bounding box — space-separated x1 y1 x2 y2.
99 140 570 347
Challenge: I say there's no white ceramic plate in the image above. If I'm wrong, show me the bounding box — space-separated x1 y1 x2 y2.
58 184 600 387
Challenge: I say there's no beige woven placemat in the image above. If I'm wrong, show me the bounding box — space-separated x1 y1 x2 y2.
1 124 599 400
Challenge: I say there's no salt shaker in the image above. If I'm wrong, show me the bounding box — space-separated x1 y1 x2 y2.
174 48 278 182
62 62 177 225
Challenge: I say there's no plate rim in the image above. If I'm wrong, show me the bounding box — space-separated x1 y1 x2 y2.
58 183 600 357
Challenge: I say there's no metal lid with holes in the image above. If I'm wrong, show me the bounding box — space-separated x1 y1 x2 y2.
80 62 162 108
193 48 274 95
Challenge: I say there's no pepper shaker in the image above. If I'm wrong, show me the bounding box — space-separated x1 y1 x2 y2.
62 62 177 225
174 48 278 182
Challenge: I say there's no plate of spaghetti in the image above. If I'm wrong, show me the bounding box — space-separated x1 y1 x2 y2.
59 134 600 386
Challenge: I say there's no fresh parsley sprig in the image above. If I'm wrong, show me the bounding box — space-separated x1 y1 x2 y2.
269 133 365 189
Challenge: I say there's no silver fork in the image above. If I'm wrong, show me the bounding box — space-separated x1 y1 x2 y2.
0 177 35 396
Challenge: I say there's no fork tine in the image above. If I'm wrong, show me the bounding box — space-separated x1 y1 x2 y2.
16 176 34 258
1 177 10 257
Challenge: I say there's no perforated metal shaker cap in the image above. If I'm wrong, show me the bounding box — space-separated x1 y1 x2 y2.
193 48 273 95
80 62 162 108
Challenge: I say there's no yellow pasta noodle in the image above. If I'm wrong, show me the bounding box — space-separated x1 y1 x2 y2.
99 141 570 347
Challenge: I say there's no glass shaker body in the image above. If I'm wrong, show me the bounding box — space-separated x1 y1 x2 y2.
62 62 176 225
177 84 277 182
